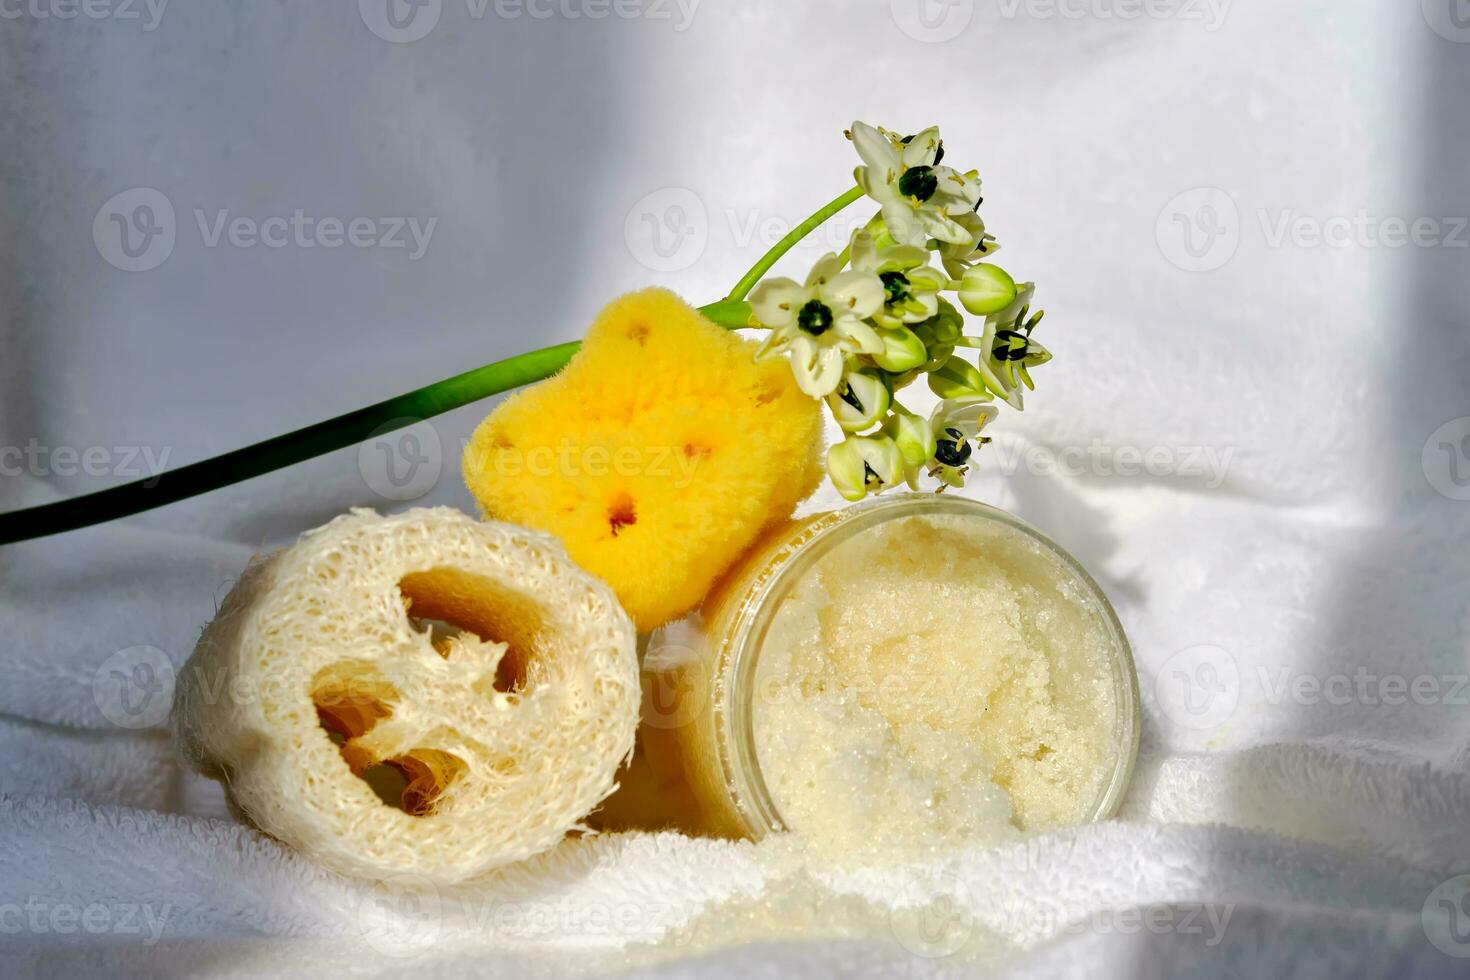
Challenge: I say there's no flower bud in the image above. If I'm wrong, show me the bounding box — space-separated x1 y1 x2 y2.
914 299 964 346
862 221 899 252
927 355 993 401
827 436 904 502
872 326 929 373
888 411 936 470
958 263 1017 316
826 370 891 433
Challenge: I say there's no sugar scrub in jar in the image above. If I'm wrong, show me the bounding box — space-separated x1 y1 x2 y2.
595 494 1140 856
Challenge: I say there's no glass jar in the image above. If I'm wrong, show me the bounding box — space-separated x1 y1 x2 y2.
595 493 1141 846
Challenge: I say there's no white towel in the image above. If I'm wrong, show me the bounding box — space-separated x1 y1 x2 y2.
3 1 1469 976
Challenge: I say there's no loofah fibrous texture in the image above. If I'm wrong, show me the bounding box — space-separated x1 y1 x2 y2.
462 288 826 632
171 507 639 885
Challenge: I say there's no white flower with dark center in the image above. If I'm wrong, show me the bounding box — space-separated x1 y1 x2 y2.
927 397 999 489
974 282 1049 405
850 122 982 248
750 254 885 397
848 228 946 329
888 397 997 490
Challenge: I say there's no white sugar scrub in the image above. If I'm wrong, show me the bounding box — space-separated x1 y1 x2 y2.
597 494 1139 854
751 510 1126 855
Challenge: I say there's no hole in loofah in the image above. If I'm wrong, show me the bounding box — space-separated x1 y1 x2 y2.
755 378 784 406
399 569 554 697
607 493 637 537
316 695 393 746
626 321 650 346
389 749 468 815
405 612 529 695
352 749 468 816
313 664 399 743
491 651 526 694
357 761 411 808
313 664 472 816
682 442 711 461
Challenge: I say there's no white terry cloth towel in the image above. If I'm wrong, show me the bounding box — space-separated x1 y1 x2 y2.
3 0 1470 977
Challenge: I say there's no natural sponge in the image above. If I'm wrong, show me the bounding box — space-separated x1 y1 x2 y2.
172 507 639 884
463 288 825 632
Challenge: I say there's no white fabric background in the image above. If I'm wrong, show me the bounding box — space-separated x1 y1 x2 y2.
2 0 1469 976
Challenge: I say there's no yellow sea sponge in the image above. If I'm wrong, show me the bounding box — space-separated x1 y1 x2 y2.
464 288 825 631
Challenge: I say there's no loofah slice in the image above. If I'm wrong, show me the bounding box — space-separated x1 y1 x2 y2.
172 507 639 884
463 288 825 632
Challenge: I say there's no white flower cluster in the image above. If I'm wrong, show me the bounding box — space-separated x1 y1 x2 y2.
748 122 1051 501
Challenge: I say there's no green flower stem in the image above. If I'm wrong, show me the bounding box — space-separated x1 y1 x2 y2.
0 187 863 545
0 300 754 545
698 299 760 330
724 185 866 301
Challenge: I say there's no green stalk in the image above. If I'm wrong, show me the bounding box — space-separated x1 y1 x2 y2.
724 185 865 301
0 189 863 545
0 340 569 545
0 305 750 545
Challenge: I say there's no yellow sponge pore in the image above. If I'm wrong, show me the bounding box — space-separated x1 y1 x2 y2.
463 288 825 632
